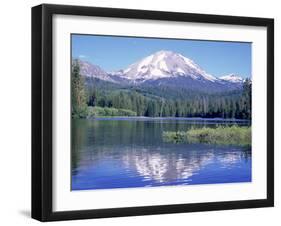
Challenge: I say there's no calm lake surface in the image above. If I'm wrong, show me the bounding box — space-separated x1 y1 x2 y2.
71 118 251 190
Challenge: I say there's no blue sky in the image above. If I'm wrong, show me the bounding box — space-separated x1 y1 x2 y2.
72 34 251 78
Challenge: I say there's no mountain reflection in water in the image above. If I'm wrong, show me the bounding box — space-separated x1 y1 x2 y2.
71 118 251 190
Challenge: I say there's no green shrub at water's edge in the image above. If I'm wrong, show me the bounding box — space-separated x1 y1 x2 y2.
163 125 251 146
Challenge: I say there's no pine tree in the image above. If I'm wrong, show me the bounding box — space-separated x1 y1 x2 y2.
71 60 87 118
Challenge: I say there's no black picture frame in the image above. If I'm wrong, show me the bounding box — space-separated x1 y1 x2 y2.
32 3 274 222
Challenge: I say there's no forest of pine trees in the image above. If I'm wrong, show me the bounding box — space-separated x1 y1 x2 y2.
72 59 252 120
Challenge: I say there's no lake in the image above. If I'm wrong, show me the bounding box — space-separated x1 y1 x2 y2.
71 118 251 190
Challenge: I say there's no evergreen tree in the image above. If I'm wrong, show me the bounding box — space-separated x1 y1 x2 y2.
71 60 87 118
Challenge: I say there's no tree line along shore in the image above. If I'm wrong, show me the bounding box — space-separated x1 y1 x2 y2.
72 59 252 120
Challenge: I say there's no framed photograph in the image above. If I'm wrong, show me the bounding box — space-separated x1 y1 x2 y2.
32 4 274 221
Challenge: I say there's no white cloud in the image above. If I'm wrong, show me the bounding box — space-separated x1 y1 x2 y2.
78 55 87 58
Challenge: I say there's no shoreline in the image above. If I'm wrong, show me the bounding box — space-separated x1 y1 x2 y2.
79 116 251 122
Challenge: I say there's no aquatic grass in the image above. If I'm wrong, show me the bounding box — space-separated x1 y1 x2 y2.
162 131 187 143
163 125 251 146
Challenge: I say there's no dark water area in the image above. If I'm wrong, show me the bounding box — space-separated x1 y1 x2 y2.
71 118 251 190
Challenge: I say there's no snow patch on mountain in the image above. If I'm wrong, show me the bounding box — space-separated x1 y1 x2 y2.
219 74 244 83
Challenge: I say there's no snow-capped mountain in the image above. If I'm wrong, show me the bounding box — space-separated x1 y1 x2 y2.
74 50 247 93
116 50 218 83
219 74 244 83
77 60 116 83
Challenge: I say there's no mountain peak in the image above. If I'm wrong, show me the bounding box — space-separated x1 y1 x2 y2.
220 74 243 83
118 50 217 83
76 59 117 83
152 50 181 58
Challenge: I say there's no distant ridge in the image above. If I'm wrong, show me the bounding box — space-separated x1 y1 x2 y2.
75 50 249 92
